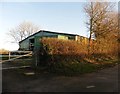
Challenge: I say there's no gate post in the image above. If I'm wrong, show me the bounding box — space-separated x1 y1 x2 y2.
9 51 11 60
33 47 40 67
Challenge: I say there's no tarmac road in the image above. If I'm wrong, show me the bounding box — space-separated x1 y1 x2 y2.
2 62 120 92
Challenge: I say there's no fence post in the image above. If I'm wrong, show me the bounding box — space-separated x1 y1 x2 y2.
9 51 10 60
33 47 40 67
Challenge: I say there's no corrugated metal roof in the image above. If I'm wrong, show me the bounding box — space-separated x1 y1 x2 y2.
19 30 79 43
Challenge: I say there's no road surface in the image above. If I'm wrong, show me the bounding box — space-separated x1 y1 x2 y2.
2 61 120 92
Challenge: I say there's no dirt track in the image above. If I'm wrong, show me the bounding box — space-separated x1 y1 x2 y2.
2 62 120 92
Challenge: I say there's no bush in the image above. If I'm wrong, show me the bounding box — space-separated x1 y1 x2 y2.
41 38 87 54
40 38 88 64
36 38 97 75
34 38 118 76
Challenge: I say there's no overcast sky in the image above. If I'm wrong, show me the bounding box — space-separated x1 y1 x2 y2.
0 0 119 51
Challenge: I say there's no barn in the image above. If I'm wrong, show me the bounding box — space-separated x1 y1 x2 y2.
19 30 87 51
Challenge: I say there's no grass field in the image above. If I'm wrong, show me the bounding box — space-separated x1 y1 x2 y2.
2 58 33 69
1 54 32 60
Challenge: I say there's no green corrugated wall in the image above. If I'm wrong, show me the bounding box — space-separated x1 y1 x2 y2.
34 36 41 47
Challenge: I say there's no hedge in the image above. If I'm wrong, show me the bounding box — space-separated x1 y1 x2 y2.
34 38 119 75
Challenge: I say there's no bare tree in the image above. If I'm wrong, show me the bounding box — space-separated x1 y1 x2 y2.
84 2 115 54
8 21 40 44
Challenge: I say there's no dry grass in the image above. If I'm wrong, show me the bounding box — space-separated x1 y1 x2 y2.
0 49 9 54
